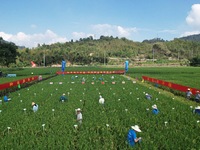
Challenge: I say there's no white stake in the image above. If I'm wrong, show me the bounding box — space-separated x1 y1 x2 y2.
7 127 11 134
42 124 45 131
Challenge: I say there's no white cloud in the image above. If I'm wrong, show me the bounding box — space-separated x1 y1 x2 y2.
0 30 67 48
186 4 200 28
72 32 95 40
91 24 138 38
180 31 200 37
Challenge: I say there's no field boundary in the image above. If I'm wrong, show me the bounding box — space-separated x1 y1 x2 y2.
122 75 195 106
142 76 200 95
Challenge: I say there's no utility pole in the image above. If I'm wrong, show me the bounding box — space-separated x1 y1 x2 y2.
43 50 46 67
104 50 106 65
152 49 154 63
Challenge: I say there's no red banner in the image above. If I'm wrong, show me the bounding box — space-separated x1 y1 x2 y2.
56 70 125 75
142 76 200 95
0 76 39 90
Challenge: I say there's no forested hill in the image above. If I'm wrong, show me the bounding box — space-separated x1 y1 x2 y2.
16 36 200 66
1 35 200 67
179 34 200 42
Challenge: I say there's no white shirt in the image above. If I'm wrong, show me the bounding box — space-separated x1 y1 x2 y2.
99 98 105 104
33 104 39 112
77 113 82 123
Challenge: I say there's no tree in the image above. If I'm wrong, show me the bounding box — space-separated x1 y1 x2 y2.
189 57 200 66
0 38 18 67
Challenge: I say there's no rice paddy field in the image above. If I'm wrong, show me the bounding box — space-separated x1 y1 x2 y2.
0 66 200 149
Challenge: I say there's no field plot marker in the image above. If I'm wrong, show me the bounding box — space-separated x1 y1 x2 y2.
74 124 78 129
42 124 45 131
7 127 11 134
164 121 168 126
23 108 26 114
52 109 55 117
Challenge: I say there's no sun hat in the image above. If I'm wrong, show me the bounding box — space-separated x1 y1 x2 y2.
152 104 157 109
188 88 190 90
63 93 65 96
32 102 35 106
77 108 81 111
131 125 142 132
145 93 148 95
195 106 200 110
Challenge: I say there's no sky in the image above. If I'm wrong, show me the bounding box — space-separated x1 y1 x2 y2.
0 0 200 48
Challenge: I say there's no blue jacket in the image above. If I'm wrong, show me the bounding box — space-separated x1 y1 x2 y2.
4 96 9 102
152 109 159 115
194 109 200 115
127 129 137 147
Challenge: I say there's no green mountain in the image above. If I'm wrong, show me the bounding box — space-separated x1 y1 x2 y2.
179 34 200 42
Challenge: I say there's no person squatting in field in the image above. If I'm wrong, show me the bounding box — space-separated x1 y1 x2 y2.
186 88 192 100
145 93 152 100
60 93 67 102
4 94 11 102
76 108 82 124
152 104 159 115
127 125 142 147
32 102 39 112
195 91 200 103
99 95 105 105
193 106 200 115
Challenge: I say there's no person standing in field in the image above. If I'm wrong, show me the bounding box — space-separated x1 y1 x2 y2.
195 91 200 103
76 108 82 124
193 106 200 115
60 93 67 102
152 104 159 115
186 88 192 100
127 125 142 147
32 102 39 112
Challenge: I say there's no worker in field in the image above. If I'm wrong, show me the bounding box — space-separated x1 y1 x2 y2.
4 94 11 102
186 88 192 100
145 93 152 100
152 104 159 115
195 91 200 103
32 102 39 112
99 95 105 105
60 93 67 102
193 106 200 115
75 108 82 124
127 125 142 147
